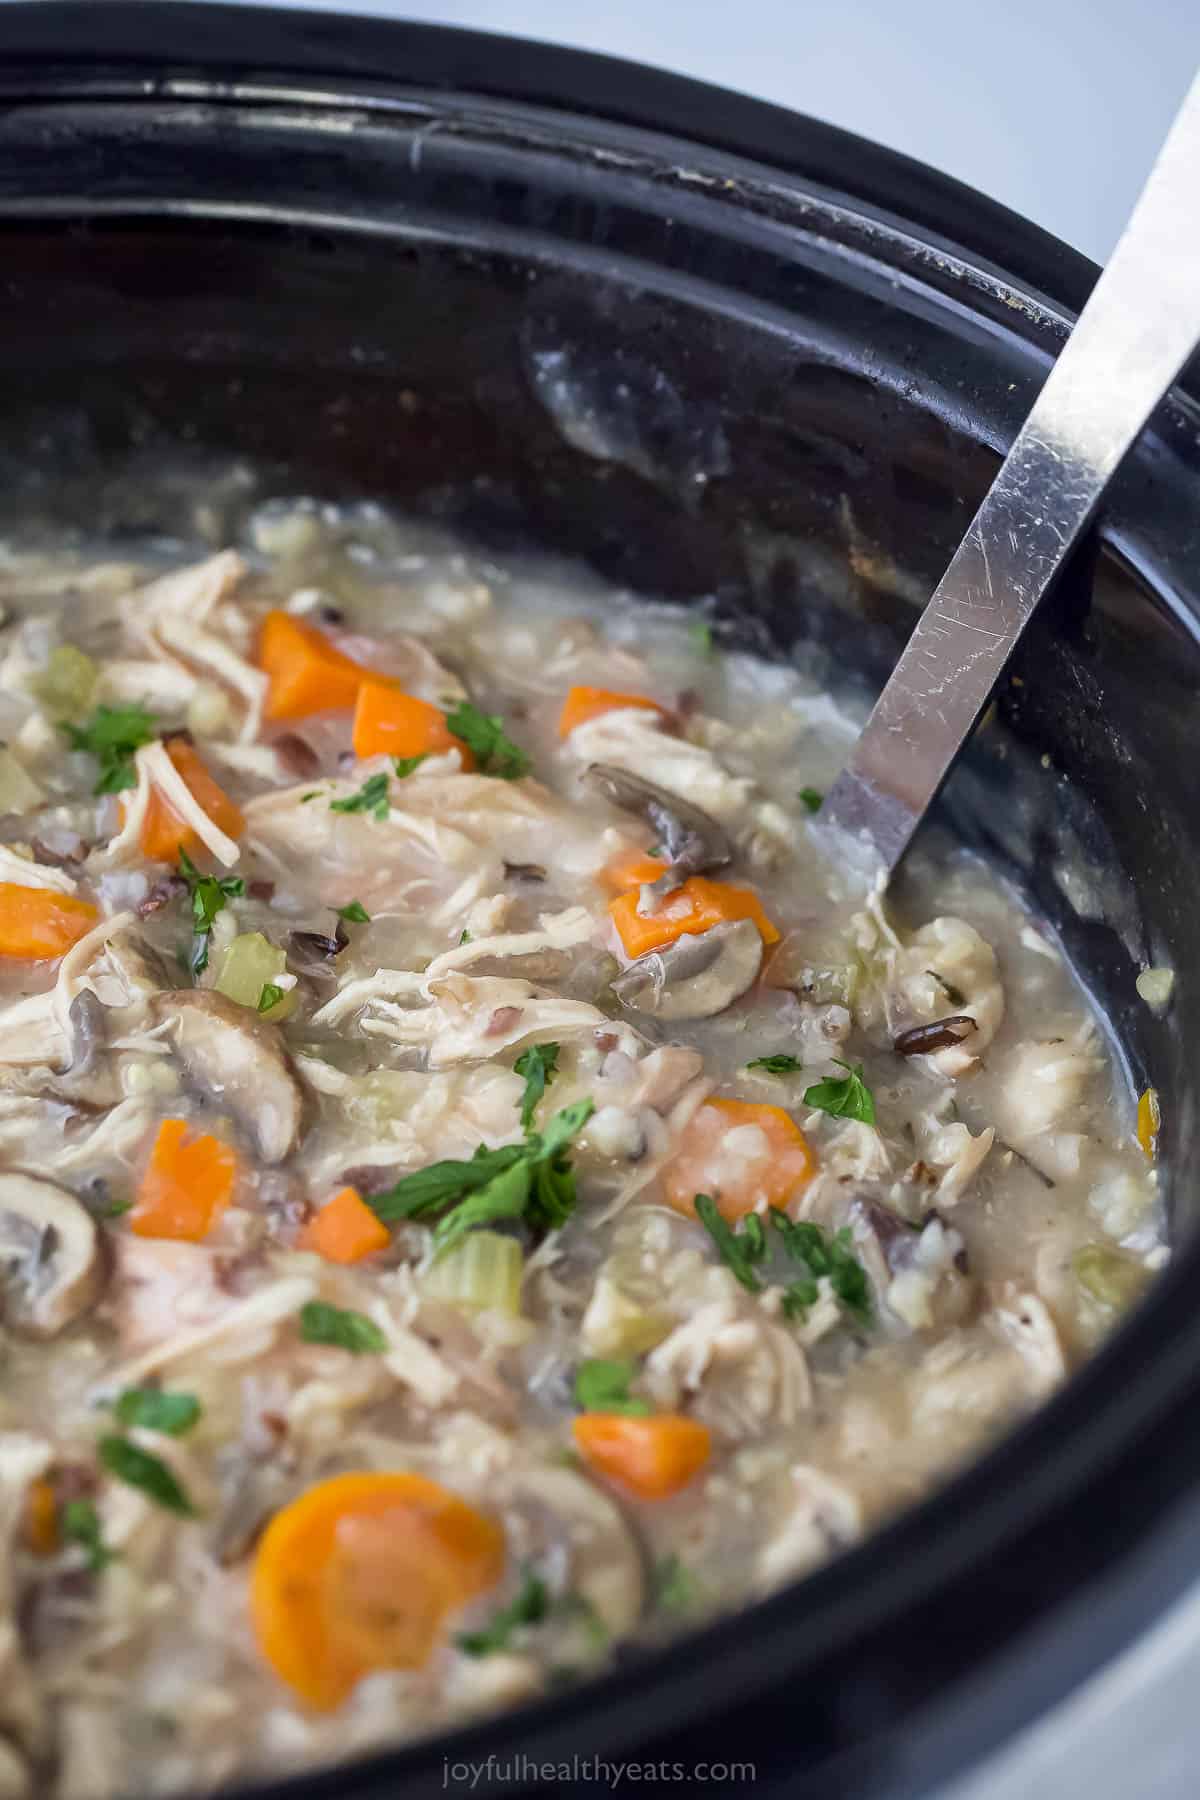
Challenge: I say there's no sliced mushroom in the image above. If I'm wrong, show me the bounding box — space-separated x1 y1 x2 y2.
65 990 106 1078
0 1175 107 1338
582 763 732 894
150 990 305 1163
612 918 762 1021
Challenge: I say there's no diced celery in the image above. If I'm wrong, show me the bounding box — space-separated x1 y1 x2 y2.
1074 1242 1147 1311
29 644 96 718
421 1231 524 1316
214 932 296 1020
0 747 44 812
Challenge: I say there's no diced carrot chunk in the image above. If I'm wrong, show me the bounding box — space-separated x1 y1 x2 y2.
572 1413 711 1500
252 1471 504 1709
609 876 779 959
598 849 667 895
301 1187 390 1264
0 884 99 960
131 1118 238 1242
662 1097 816 1221
23 1477 59 1556
351 681 475 768
557 686 666 737
258 610 369 722
139 737 245 864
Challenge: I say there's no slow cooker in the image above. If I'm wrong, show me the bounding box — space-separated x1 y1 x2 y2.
1 6 1198 1796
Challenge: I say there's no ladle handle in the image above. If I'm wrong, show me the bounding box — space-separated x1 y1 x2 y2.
822 69 1200 874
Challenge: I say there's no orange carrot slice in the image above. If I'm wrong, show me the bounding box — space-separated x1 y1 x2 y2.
131 1118 239 1242
598 849 667 895
251 1471 504 1709
572 1413 711 1500
0 884 99 960
558 686 665 738
300 1187 390 1265
23 1477 59 1556
138 737 245 864
351 681 475 768
258 610 369 722
662 1097 816 1221
609 876 779 960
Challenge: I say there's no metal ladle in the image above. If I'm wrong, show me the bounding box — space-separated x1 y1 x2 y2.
822 69 1200 878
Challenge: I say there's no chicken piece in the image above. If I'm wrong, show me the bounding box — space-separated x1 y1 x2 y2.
565 707 755 825
888 916 1004 1076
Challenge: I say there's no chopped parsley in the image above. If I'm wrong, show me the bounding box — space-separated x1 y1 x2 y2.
457 1568 549 1656
514 1041 559 1132
298 1300 387 1354
573 1357 649 1417
653 1554 698 1614
799 786 824 814
113 1388 201 1437
771 1210 871 1322
803 1060 876 1125
100 1197 133 1219
392 754 428 779
178 848 244 977
444 700 530 780
98 1435 195 1516
330 771 390 821
62 703 157 795
746 1054 804 1075
694 1194 768 1294
336 899 371 924
689 619 714 656
257 982 285 1014
367 1098 594 1258
62 1498 117 1574
458 929 472 945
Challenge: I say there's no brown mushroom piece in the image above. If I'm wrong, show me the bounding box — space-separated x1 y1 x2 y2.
612 917 762 1021
582 762 732 894
0 1174 108 1338
150 990 305 1163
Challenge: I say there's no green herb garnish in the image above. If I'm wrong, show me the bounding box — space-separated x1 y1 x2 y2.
257 982 285 1014
100 1197 133 1219
113 1388 202 1437
689 619 714 656
457 1568 549 1657
392 754 429 779
62 703 157 795
62 1498 117 1573
770 1210 871 1321
514 1041 559 1132
178 847 244 977
803 1060 876 1125
298 1300 387 1354
653 1554 698 1614
336 899 371 924
694 1194 768 1293
367 1099 593 1259
443 701 530 780
799 787 824 814
330 771 390 821
573 1357 650 1417
458 929 472 945
746 1054 804 1075
98 1436 195 1516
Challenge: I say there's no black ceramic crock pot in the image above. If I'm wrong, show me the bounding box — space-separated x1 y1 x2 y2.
0 7 1198 1797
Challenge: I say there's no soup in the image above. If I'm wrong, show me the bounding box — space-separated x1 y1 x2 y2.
0 501 1163 1796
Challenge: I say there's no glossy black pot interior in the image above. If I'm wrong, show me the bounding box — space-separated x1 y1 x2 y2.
2 8 1200 1798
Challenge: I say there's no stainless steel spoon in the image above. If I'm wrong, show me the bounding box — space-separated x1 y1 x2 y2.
822 68 1200 878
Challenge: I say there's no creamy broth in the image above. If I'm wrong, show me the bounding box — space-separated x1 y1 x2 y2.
0 501 1163 1797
